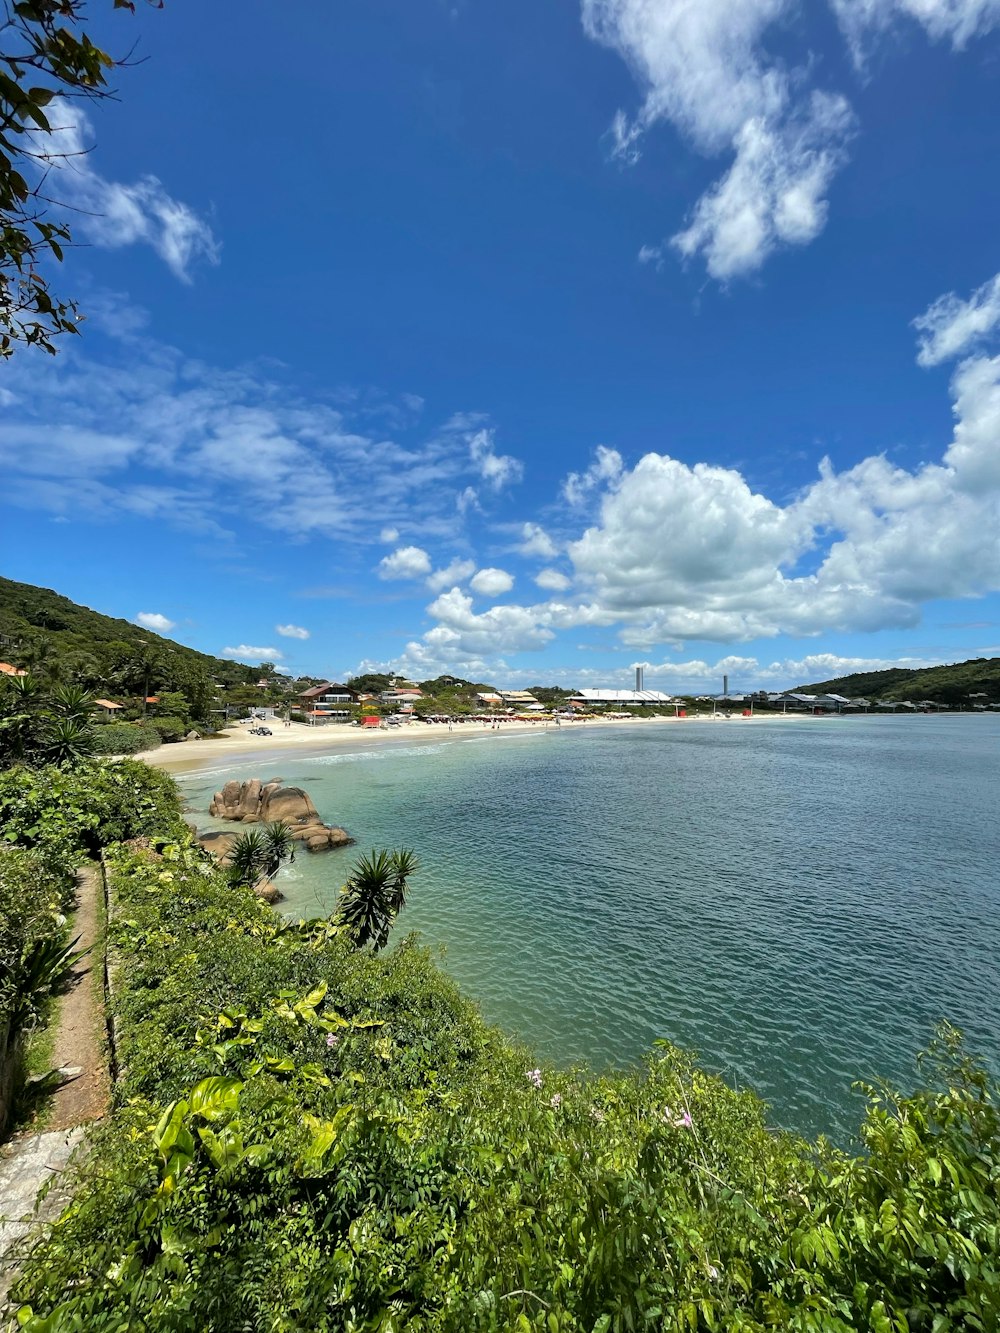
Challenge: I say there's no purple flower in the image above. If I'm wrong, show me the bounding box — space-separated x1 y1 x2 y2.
526 1069 543 1089
326 1033 340 1048
674 1110 693 1129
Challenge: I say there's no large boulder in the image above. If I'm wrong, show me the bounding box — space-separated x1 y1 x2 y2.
260 785 319 825
254 880 283 904
204 779 353 856
197 830 241 865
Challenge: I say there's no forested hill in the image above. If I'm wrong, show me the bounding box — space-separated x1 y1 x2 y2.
800 656 1000 705
0 575 263 695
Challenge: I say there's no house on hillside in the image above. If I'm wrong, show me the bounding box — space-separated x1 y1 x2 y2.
94 699 124 717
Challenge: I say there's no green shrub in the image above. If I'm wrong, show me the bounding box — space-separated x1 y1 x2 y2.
88 722 161 755
150 716 187 742
0 759 185 862
0 848 73 1035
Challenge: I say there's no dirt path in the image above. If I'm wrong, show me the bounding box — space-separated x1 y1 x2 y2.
0 865 111 1312
46 865 110 1130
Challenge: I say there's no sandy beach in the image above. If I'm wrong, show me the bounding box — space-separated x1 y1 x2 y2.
142 710 810 775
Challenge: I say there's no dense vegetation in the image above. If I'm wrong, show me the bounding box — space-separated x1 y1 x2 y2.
800 657 1000 707
2 768 998 1330
0 575 284 721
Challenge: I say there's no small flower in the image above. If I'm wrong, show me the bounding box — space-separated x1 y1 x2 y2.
326 1033 339 1048
590 1106 605 1123
674 1110 693 1129
707 1264 720 1282
550 1093 562 1109
526 1069 543 1089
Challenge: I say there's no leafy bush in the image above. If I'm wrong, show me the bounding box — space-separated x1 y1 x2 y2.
10 826 1000 1331
0 848 73 1036
150 716 187 742
0 759 185 863
88 722 161 755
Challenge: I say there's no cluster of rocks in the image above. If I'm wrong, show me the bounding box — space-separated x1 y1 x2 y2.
204 778 354 853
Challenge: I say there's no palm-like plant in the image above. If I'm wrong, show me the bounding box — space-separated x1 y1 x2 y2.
260 821 294 879
48 683 94 727
334 848 418 953
42 717 96 766
226 828 269 889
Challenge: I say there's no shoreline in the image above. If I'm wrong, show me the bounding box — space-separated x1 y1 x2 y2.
142 711 812 777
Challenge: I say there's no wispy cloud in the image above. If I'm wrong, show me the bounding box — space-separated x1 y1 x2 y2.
583 0 999 281
276 624 310 639
30 99 220 282
914 272 1000 367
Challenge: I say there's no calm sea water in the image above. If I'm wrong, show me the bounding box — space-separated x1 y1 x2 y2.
178 716 1000 1141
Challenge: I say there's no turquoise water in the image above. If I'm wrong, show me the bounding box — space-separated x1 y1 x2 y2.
178 716 1000 1140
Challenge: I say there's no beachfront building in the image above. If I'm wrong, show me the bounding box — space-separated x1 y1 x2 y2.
380 688 424 713
476 692 503 709
499 690 542 710
298 683 357 711
569 689 674 707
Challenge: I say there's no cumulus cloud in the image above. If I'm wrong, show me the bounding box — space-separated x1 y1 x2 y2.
276 624 310 639
135 612 175 631
378 545 433 580
427 557 477 593
535 568 572 591
469 429 524 491
562 445 624 505
222 645 284 662
393 281 1000 665
517 522 559 557
914 271 1000 366
380 526 400 542
30 100 219 282
470 567 515 596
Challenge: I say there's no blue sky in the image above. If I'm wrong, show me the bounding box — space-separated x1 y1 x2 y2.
3 0 1000 691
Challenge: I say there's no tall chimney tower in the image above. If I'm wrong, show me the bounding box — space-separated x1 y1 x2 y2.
635 666 644 692
723 673 729 697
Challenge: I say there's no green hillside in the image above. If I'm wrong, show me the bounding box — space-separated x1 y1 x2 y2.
0 575 272 717
800 656 1000 706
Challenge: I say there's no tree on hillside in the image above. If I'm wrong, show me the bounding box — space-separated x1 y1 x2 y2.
1 0 151 357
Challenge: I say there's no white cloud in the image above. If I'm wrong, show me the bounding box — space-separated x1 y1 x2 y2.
563 445 624 505
469 429 524 491
832 0 1000 60
276 623 310 639
582 0 855 279
914 272 1000 367
672 93 854 280
535 568 572 591
222 645 284 662
470 567 515 596
517 522 559 557
0 319 504 545
427 557 477 593
380 527 400 542
30 100 219 282
378 545 433 580
583 0 998 280
135 611 175 631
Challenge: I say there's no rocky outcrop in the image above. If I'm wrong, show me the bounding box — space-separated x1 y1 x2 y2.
206 779 353 853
